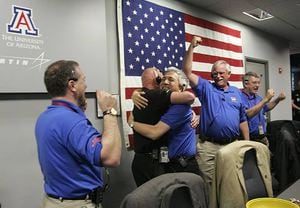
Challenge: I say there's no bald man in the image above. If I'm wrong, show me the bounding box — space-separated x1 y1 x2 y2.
131 67 195 186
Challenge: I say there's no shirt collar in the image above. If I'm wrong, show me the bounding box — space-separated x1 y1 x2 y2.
241 89 256 100
51 99 85 117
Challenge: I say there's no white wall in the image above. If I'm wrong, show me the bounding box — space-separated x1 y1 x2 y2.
0 0 292 207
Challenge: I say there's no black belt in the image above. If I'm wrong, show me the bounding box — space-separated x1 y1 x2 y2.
204 137 235 145
250 134 266 140
47 193 91 201
47 187 104 205
169 155 195 162
136 149 159 160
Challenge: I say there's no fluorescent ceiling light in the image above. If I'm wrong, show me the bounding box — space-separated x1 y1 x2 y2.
243 8 274 21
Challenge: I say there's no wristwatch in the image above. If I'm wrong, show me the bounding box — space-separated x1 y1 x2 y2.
103 108 118 116
129 122 134 128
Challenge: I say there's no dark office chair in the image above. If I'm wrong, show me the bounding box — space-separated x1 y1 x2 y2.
210 141 273 208
267 120 300 194
120 172 208 208
242 148 268 200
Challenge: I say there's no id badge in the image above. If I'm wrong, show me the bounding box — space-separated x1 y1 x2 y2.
258 125 264 135
159 146 169 163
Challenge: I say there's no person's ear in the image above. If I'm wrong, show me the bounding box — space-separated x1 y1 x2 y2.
68 80 76 92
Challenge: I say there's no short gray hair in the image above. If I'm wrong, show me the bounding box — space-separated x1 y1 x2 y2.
211 60 231 73
165 67 189 91
243 71 260 86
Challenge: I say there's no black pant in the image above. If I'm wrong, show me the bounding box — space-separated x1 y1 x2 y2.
166 158 203 177
131 153 166 187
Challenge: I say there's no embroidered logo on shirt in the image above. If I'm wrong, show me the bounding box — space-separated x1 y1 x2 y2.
91 137 101 147
231 96 237 102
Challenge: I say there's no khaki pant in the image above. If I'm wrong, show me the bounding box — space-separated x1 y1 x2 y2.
42 195 102 208
196 140 229 184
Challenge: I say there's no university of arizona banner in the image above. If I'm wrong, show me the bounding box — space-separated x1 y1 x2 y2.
117 0 244 149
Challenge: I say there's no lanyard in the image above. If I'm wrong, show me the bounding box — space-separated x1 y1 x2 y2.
52 101 76 113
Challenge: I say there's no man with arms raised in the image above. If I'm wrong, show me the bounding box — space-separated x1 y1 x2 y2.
183 36 249 183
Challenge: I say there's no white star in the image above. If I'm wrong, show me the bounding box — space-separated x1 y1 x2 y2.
179 30 183 34
171 41 174 45
167 47 170 51
141 50 144 55
126 1 130 6
129 64 134 69
162 39 166 43
169 14 173 18
179 56 183 61
135 41 139 46
174 22 178 26
172 55 175 59
156 30 160 35
144 28 149 33
128 48 133 53
150 22 154 27
145 43 149 48
174 36 178 40
144 13 148 18
165 19 169 24
157 45 161 50
146 58 150 63
155 16 159 21
140 19 143 24
151 51 156 56
127 16 131 22
158 59 162 64
150 7 154 12
134 25 139 30
166 33 169 37
135 57 140 62
170 27 174 32
169 60 172 65
175 62 178 67
140 34 144 39
163 53 167 57
178 17 182 21
161 24 165 29
128 32 132 38
138 4 142 9
133 10 137 15
179 43 183 48
141 65 145 70
151 37 155 41
160 10 164 15
175 49 178 53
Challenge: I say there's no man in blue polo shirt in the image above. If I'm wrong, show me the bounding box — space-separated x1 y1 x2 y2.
130 68 202 176
241 71 286 146
35 60 122 208
183 36 250 183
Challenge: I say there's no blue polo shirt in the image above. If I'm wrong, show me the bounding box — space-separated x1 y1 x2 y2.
160 104 196 159
241 90 269 136
192 77 247 140
35 100 103 198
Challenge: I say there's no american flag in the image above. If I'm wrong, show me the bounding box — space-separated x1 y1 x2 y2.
118 0 244 149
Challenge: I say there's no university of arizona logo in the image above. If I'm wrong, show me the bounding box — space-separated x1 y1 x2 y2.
7 5 39 36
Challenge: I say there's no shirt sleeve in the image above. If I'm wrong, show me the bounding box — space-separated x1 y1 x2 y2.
160 104 192 129
67 119 103 167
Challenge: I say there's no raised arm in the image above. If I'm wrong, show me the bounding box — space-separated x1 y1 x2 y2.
246 89 274 118
183 36 202 87
132 121 170 140
96 90 122 167
266 92 286 110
